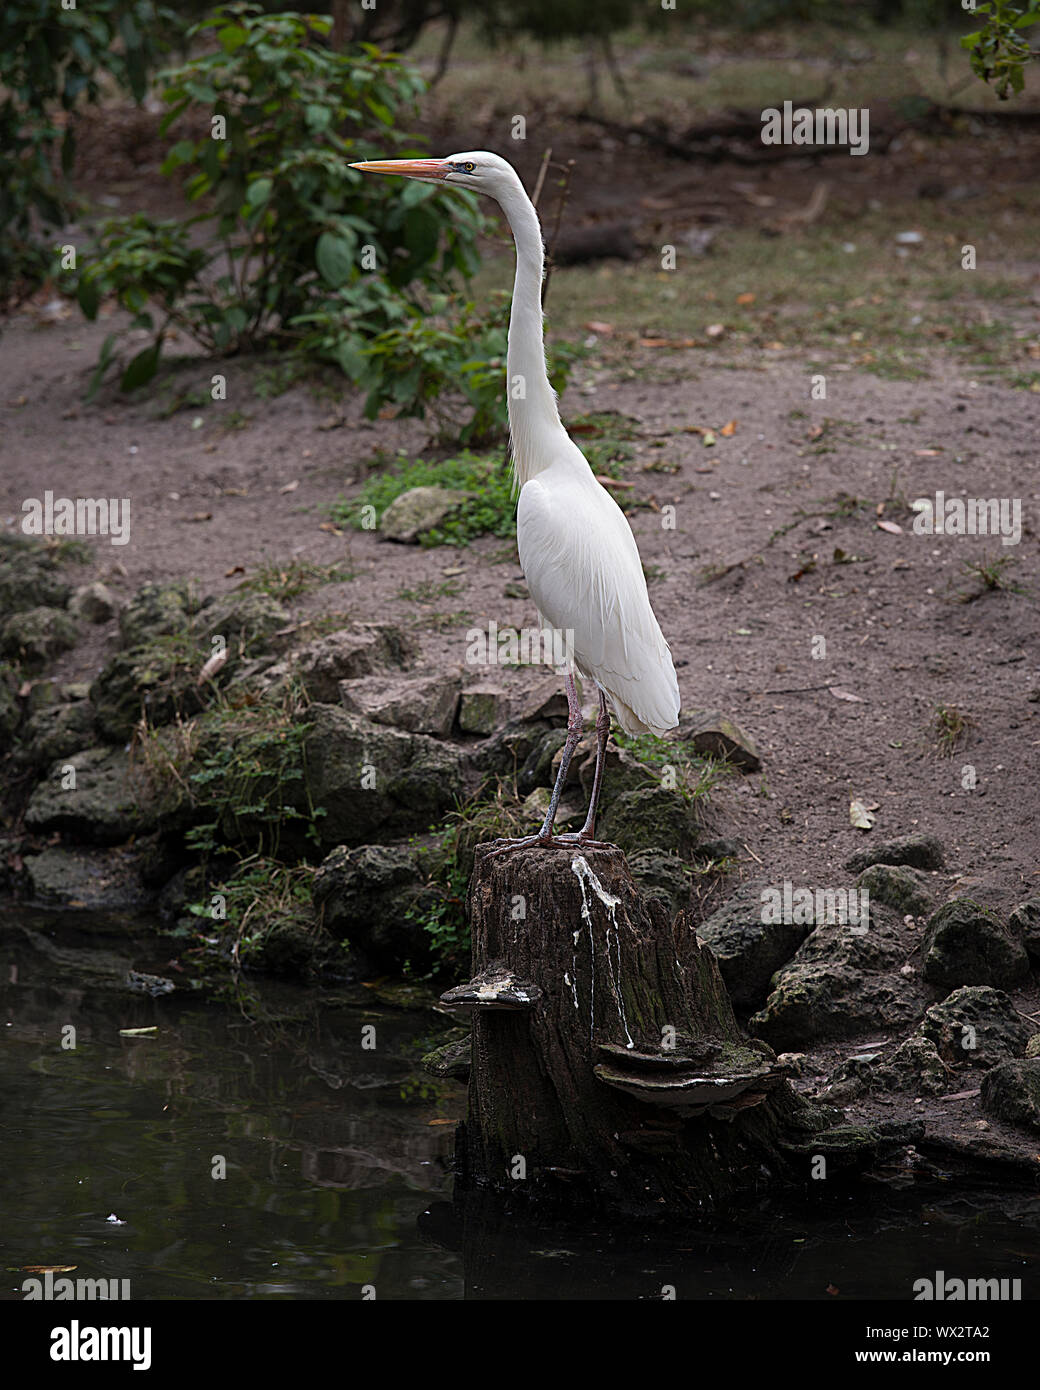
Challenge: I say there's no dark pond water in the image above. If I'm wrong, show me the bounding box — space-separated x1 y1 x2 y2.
2 909 1038 1301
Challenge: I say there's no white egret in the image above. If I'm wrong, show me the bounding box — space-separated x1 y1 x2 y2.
350 151 680 848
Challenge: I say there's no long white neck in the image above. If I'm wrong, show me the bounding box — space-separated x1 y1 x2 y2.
497 180 571 488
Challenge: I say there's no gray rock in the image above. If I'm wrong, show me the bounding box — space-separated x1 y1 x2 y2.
517 728 567 794
750 965 924 1049
517 674 568 723
257 623 417 703
855 863 936 916
24 746 168 845
1 606 78 666
845 832 945 874
312 842 434 971
458 685 509 736
679 709 760 771
922 899 1030 989
1008 899 1040 965
69 581 119 624
379 486 471 542
468 718 557 785
981 1059 1040 1133
919 986 1028 1068
21 699 96 767
877 1035 950 1096
303 705 463 850
195 589 289 650
339 671 460 738
24 844 154 909
125 970 175 996
696 883 808 1009
627 850 690 918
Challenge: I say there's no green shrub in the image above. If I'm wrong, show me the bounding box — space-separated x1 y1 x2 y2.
75 4 495 416
0 0 176 306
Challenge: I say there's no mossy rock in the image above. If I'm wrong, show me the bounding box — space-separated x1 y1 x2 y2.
919 986 1028 1068
922 898 1030 989
0 535 78 615
20 699 97 768
119 581 200 649
194 590 290 650
24 746 173 845
1008 899 1040 965
627 850 690 918
91 634 204 742
303 705 463 850
599 784 700 858
313 842 436 972
1 606 78 668
981 1059 1040 1134
0 662 20 752
855 863 936 917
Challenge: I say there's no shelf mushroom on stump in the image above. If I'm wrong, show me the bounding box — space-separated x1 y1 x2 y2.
439 841 873 1220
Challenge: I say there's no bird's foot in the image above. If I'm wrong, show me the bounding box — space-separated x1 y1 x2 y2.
485 832 558 859
551 831 615 851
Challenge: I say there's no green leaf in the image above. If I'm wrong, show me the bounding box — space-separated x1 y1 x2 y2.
315 230 356 288
85 333 118 403
77 274 100 320
120 343 161 392
246 177 273 207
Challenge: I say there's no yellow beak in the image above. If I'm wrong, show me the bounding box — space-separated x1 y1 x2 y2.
349 158 451 182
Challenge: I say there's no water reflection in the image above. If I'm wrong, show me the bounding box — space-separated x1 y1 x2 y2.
2 910 1037 1300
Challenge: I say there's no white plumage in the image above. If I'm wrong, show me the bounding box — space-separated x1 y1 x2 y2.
518 460 679 736
351 149 680 845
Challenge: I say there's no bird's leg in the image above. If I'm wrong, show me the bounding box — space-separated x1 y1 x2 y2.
554 687 614 849
580 688 611 838
487 672 585 856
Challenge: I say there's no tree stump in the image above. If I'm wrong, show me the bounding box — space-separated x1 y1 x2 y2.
441 843 907 1220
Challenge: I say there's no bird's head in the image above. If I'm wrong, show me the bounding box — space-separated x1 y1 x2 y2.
349 150 519 202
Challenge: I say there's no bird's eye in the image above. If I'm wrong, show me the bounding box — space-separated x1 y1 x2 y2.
463 161 476 173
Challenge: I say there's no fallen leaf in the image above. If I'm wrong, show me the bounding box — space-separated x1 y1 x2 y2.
428 1118 457 1126
736 292 756 305
702 429 716 447
705 323 725 338
279 479 299 494
913 448 941 457
720 419 737 436
850 799 876 830
940 1089 981 1102
22 1266 77 1274
224 565 245 578
829 687 864 702
183 512 213 523
197 649 228 686
119 1026 158 1037
318 522 342 534
876 519 903 535
585 320 614 334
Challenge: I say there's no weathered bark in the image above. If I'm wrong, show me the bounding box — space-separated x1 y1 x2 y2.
442 843 886 1220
